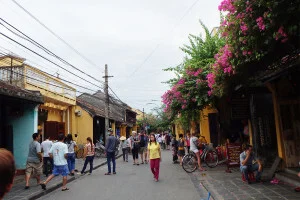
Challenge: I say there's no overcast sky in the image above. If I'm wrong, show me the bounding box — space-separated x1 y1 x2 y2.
0 0 221 113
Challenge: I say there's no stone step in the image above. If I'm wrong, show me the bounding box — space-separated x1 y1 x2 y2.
284 168 299 176
275 171 300 187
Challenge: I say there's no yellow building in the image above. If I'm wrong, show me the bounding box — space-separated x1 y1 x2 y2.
75 92 137 143
0 55 76 140
172 106 218 144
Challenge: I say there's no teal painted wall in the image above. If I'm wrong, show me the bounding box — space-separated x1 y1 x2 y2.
8 103 38 169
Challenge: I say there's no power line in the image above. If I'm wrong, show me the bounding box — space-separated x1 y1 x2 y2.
0 17 105 85
10 0 102 72
0 31 104 90
128 0 201 77
0 38 85 84
0 52 98 93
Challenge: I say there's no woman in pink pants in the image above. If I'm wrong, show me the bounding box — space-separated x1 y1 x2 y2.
147 133 161 182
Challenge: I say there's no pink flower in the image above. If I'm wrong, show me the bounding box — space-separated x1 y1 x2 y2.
206 73 216 89
240 23 248 35
208 90 213 96
218 0 235 13
275 26 288 40
278 26 287 37
256 17 266 31
177 78 185 85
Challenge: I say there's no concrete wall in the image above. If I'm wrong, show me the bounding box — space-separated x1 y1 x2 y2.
8 103 38 169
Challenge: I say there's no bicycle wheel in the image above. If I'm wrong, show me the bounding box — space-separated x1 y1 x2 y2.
182 154 197 173
76 148 84 159
204 149 218 168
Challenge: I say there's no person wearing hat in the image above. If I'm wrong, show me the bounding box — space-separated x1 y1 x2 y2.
120 136 129 162
105 128 119 175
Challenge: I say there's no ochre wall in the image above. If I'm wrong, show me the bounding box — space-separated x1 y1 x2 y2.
70 106 93 145
199 106 218 144
46 109 62 122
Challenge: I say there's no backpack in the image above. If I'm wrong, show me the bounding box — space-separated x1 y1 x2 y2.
139 135 145 147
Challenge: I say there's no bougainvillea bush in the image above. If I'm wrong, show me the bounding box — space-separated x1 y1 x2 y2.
208 0 300 95
162 22 224 124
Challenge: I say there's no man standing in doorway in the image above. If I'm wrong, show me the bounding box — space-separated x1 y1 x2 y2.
25 133 43 189
105 128 118 175
41 136 53 177
40 133 69 191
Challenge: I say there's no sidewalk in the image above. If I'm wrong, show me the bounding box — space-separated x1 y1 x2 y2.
4 156 118 200
192 165 300 200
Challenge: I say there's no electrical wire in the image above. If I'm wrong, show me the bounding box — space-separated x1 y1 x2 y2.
0 31 104 90
0 17 105 85
128 0 201 77
11 0 102 72
0 53 98 93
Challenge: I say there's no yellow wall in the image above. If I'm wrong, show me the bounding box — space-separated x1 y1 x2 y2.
120 125 126 137
199 106 218 144
266 83 285 160
175 123 184 139
46 109 62 122
133 125 137 132
70 106 93 145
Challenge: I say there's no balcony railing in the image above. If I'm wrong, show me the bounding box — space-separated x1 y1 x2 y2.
0 57 76 105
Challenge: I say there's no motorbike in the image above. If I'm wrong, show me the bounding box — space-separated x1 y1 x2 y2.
95 140 106 158
95 139 120 158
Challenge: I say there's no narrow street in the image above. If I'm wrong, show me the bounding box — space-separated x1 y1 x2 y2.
38 150 202 200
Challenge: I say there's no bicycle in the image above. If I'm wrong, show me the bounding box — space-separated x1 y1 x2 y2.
75 144 84 159
182 144 219 173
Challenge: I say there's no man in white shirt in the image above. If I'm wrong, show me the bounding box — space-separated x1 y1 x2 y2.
41 134 69 191
41 136 53 177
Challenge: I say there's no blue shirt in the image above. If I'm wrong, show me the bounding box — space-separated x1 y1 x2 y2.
240 151 254 166
105 136 118 153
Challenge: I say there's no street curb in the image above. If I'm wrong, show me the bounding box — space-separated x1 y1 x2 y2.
28 154 123 200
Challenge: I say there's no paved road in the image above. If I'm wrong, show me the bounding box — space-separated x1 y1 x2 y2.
38 150 202 200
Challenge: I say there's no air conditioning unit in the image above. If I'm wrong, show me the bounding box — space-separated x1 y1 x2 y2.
75 110 82 117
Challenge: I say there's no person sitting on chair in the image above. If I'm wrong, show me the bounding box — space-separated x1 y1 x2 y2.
240 144 262 184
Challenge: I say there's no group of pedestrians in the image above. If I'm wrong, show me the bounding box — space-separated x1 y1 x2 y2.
23 132 98 191
118 130 163 182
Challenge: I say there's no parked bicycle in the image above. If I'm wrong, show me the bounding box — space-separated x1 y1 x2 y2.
182 144 219 173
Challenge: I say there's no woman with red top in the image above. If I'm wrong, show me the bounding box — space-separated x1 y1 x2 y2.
79 137 95 175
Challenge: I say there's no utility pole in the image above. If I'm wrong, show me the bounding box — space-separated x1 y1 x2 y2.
103 64 113 135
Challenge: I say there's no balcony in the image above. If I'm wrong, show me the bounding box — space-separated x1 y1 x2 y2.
0 56 76 106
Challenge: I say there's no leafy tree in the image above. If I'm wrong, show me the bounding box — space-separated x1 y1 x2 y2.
162 21 225 129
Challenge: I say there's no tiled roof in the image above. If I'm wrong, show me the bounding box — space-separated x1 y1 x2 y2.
0 80 44 103
77 92 125 122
